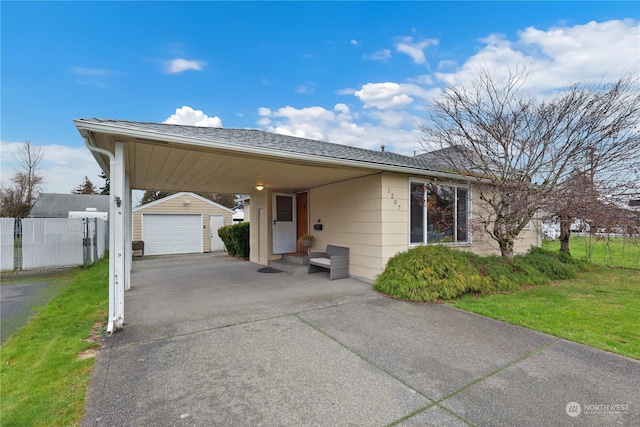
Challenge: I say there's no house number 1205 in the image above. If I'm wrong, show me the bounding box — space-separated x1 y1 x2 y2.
388 188 401 210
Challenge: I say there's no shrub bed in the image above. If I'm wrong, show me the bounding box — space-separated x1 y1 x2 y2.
218 222 250 258
374 245 592 302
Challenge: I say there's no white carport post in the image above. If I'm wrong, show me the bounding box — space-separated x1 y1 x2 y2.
124 173 132 291
111 141 126 330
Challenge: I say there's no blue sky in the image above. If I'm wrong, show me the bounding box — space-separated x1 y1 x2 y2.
1 1 638 195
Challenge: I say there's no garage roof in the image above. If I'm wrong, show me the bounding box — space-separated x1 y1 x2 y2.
29 193 109 218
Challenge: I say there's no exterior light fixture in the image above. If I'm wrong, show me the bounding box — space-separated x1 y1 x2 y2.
255 185 265 191
183 200 191 206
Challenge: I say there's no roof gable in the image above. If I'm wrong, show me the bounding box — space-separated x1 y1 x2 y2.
133 192 234 213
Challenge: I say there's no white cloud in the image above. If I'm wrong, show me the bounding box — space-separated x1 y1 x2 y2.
354 82 434 110
350 39 358 46
355 83 413 110
71 67 112 76
1 140 104 194
334 103 351 115
164 58 205 74
164 106 222 127
337 87 356 95
256 19 639 157
395 36 438 64
365 49 392 62
296 82 316 94
437 60 457 70
436 19 639 91
256 104 423 155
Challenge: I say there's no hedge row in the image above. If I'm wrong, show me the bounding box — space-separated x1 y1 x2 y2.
374 245 593 302
218 222 250 258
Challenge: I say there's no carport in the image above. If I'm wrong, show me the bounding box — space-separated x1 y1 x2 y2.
74 118 448 335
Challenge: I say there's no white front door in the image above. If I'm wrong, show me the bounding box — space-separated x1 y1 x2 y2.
209 215 225 251
272 193 296 254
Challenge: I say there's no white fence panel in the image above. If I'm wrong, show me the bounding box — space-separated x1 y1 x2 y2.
0 218 15 270
96 218 107 260
22 218 84 269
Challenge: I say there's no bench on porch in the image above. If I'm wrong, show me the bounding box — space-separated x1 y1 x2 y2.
308 245 349 280
132 240 144 258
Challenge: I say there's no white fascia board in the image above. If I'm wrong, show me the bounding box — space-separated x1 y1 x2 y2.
74 119 464 182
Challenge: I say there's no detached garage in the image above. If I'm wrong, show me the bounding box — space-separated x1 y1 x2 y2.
133 192 234 256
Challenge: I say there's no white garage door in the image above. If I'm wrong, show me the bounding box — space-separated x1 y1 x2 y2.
143 214 202 256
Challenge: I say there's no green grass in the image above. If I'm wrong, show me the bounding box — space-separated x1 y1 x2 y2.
452 268 640 360
0 259 108 427
543 235 640 269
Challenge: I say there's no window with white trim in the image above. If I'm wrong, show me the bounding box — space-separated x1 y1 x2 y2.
410 181 470 244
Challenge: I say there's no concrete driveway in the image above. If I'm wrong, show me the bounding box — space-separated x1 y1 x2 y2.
83 254 639 426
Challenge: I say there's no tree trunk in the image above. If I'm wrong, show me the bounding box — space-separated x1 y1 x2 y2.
498 239 515 259
559 218 572 253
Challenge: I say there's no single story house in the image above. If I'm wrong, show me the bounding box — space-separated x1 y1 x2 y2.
132 192 233 256
29 193 109 218
74 118 541 334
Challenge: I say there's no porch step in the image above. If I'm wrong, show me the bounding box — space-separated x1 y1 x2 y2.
281 253 309 265
268 256 309 276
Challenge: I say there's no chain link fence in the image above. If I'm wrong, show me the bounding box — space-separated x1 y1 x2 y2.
1 217 108 272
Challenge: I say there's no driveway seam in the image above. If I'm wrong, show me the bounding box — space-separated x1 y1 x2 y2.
294 313 478 426
295 314 560 427
110 295 380 348
435 338 560 405
293 314 437 400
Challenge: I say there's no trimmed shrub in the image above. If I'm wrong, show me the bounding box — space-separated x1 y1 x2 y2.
230 222 250 258
218 222 250 258
375 245 598 302
217 225 236 255
512 247 577 281
374 245 492 302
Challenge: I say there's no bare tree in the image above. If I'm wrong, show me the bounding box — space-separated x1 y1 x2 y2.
72 176 99 195
98 171 110 195
0 140 45 217
420 69 640 258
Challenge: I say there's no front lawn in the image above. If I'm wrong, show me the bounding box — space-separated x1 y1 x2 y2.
452 268 640 360
543 235 640 269
0 259 108 426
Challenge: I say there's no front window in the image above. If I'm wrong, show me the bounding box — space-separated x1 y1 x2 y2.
410 181 469 244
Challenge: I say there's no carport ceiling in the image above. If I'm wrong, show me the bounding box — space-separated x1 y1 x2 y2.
75 118 446 194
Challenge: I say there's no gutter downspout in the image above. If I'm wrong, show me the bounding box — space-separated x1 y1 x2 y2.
83 136 116 337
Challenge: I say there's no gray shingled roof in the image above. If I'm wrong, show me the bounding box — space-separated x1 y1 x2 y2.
79 118 453 173
29 193 109 218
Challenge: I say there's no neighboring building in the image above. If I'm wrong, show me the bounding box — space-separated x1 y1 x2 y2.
132 192 233 256
29 193 109 218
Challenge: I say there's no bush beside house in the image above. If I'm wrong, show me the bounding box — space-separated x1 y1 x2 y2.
374 246 592 302
218 222 250 258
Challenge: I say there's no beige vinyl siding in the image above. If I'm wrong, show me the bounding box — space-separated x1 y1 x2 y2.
380 173 411 267
309 173 385 281
249 172 541 283
248 189 269 265
133 193 233 253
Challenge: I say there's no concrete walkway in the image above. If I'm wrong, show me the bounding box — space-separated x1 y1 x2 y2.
83 254 639 426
